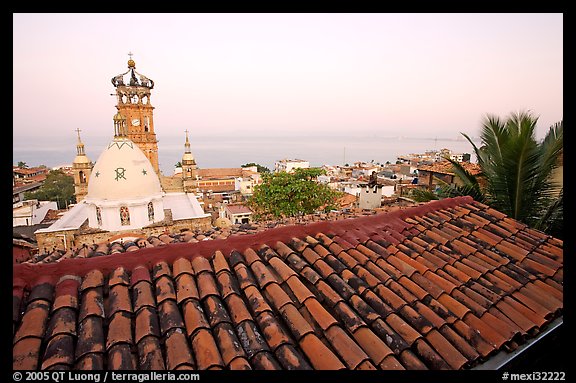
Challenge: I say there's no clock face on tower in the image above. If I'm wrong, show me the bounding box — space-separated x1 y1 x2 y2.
132 118 140 126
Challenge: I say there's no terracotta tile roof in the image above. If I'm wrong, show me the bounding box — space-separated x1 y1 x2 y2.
417 161 482 176
13 196 562 370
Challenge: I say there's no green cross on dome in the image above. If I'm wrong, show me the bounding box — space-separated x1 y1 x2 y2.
115 167 127 181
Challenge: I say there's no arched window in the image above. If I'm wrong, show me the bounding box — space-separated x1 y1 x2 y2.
79 171 86 183
120 206 130 226
148 202 154 221
96 207 102 226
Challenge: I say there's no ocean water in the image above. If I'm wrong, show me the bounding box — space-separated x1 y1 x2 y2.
13 133 480 175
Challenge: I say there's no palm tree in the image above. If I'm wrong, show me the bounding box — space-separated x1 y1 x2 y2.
447 111 563 236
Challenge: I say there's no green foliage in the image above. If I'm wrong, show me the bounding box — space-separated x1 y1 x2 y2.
410 188 439 202
175 161 182 168
241 162 270 173
17 161 28 168
24 169 76 209
247 168 340 219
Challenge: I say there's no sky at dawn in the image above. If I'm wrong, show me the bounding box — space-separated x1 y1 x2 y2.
13 13 562 146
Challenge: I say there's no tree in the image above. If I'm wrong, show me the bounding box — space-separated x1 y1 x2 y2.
175 161 182 168
24 169 76 209
17 161 28 168
247 168 341 219
417 111 563 237
241 162 270 173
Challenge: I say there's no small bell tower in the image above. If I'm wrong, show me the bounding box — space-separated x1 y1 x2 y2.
181 129 199 193
111 52 159 174
72 128 92 202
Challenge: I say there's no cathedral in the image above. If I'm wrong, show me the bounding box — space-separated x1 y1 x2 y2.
35 56 215 252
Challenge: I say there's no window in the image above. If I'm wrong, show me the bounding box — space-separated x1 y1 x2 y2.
79 171 86 184
120 206 130 225
96 207 102 226
148 202 154 221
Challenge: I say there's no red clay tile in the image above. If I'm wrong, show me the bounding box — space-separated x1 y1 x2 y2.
228 356 252 370
341 269 369 291
107 284 132 317
264 282 293 310
279 303 315 340
152 261 172 280
326 274 356 300
410 272 444 299
518 284 562 313
256 311 294 350
80 269 104 291
154 275 177 304
182 299 210 337
108 266 130 287
130 265 152 286
289 237 310 253
107 343 136 370
451 319 495 358
468 280 503 304
134 306 161 344
196 271 219 300
399 304 434 335
301 247 322 265
352 326 393 365
387 280 418 304
243 284 273 316
463 312 507 349
274 343 312 370
204 295 232 326
298 266 320 286
75 316 105 359
328 242 346 256
285 275 315 304
250 260 280 289
158 300 185 335
274 241 296 258
215 270 241 299
74 353 104 370
346 247 370 265
46 307 77 339
532 279 562 301
370 317 409 353
520 258 557 278
174 273 200 305
386 255 418 277
323 254 348 275
213 322 248 364
481 310 522 341
385 313 422 345
348 294 380 324
225 293 253 326
425 329 467 369
437 293 470 319
503 295 548 327
413 338 451 370
443 264 471 284
364 261 394 283
354 265 383 288
436 269 463 287
423 297 458 324
325 325 369 369
191 328 225 369
13 337 43 370
495 241 528 262
315 232 333 245
267 257 297 282
236 320 271 359
374 284 408 310
424 228 449 245
132 280 156 312
233 263 258 290
315 280 344 308
164 328 195 369
242 248 261 266
106 311 133 350
399 349 428 370
313 259 337 279
251 351 283 370
41 333 74 369
212 251 231 274
27 281 54 304
423 271 458 295
359 242 384 260
300 297 337 331
14 300 51 342
438 324 479 363
172 257 194 278
332 301 366 332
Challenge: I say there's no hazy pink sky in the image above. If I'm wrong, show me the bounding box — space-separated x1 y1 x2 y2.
13 13 562 143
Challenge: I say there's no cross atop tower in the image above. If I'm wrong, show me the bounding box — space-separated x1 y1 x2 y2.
75 128 82 142
128 51 134 60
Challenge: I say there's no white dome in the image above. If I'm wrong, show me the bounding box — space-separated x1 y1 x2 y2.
85 137 163 201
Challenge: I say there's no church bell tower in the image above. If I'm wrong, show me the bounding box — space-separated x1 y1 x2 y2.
111 53 160 174
72 128 92 202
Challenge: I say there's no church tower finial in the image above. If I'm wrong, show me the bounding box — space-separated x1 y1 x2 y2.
72 128 92 202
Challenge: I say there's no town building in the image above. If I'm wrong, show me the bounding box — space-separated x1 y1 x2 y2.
274 158 310 173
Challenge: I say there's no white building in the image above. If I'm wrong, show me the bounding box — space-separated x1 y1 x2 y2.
274 159 309 173
13 200 58 227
